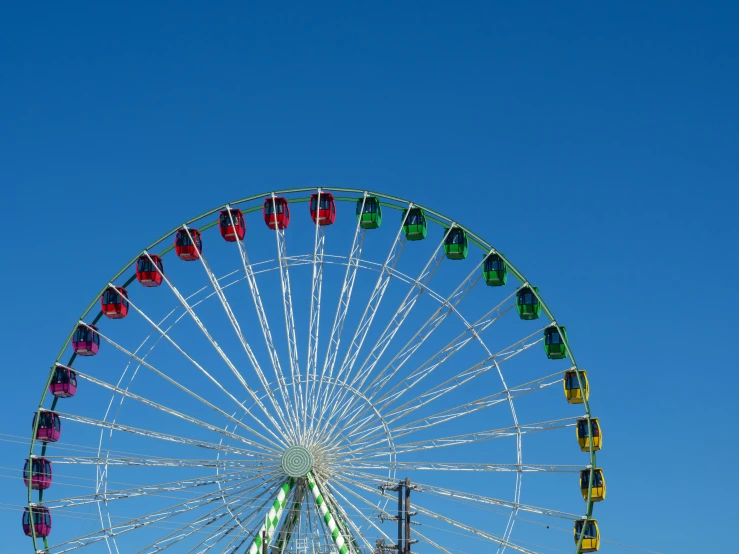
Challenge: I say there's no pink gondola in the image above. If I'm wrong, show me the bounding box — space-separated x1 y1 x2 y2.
22 506 52 538
33 411 61 443
72 324 99 356
23 458 52 491
49 365 77 399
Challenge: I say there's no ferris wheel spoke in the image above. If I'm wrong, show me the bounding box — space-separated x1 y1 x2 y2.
329 261 485 443
270 194 304 440
228 208 301 443
375 371 565 441
183 227 297 443
76 325 284 451
47 476 271 553
321 224 453 441
48 456 278 469
338 476 539 554
75 371 282 455
349 417 579 459
315 205 411 435
323 479 386 553
378 325 547 425
338 461 585 473
139 253 289 444
308 194 367 444
45 469 264 510
304 192 327 441
55 411 281 460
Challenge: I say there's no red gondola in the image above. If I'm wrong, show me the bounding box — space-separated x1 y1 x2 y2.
310 191 336 225
33 411 61 443
174 227 202 261
263 197 290 230
49 365 77 399
219 208 246 242
136 254 164 287
22 506 52 538
101 286 129 319
72 324 99 356
23 458 52 490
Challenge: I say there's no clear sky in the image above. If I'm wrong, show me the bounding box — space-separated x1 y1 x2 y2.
1 2 737 553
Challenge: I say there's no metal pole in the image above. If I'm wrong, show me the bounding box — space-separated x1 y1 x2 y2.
397 481 404 554
405 478 411 554
263 529 268 554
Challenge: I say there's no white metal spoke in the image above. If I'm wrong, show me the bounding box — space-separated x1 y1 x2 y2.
139 253 288 444
315 205 410 434
80 325 284 451
321 224 452 441
308 193 367 444
56 411 281 459
48 476 277 553
270 194 304 440
324 479 387 553
47 456 278 469
227 206 300 442
338 461 584 473
184 225 296 443
350 417 579 459
75 371 281 455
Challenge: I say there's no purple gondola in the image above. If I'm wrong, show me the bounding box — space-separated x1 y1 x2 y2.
22 506 52 538
23 458 52 490
33 411 61 443
72 324 100 356
49 365 77 398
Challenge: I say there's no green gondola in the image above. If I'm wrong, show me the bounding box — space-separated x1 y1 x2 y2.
402 207 427 240
516 286 541 320
443 227 468 260
482 253 508 286
356 196 382 229
544 325 568 359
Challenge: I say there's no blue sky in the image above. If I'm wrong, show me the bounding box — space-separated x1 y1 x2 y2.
1 2 737 553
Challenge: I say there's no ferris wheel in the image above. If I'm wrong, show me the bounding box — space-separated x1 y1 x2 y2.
25 188 604 554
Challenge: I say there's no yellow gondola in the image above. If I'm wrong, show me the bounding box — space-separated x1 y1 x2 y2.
574 519 600 552
564 369 589 404
576 418 602 452
580 468 606 502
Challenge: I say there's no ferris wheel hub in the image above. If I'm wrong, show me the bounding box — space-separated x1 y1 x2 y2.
281 445 314 477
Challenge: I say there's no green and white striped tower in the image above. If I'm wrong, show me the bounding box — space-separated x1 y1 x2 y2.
247 479 294 554
306 471 353 554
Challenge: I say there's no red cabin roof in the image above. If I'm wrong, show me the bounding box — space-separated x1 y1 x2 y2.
263 197 291 230
50 365 77 399
219 208 246 242
73 324 99 356
23 506 52 538
310 192 336 226
136 254 164 287
24 458 52 491
101 286 129 319
175 227 202 261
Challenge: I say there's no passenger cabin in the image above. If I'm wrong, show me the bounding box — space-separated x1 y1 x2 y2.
263 197 290 230
580 468 606 502
516 286 541 320
219 208 245 242
22 507 52 538
50 365 77 399
576 418 602 452
356 196 382 229
443 227 468 260
72 324 99 356
544 326 568 359
101 286 129 319
402 207 427 240
482 253 508 286
574 519 600 552
136 254 164 287
310 192 336 225
563 369 589 404
23 458 52 490
175 227 202 261
33 411 61 443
